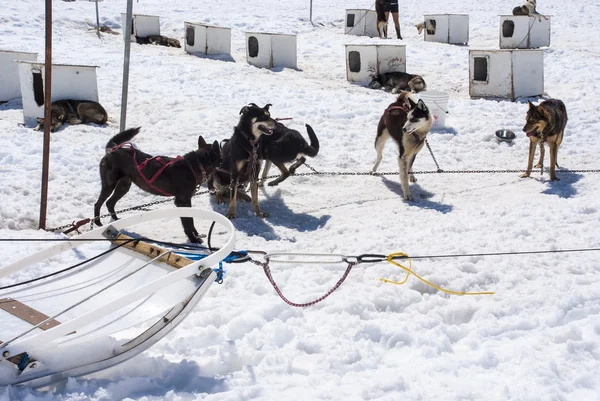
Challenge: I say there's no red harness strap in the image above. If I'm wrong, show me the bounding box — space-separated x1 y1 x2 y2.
384 104 410 115
109 142 205 197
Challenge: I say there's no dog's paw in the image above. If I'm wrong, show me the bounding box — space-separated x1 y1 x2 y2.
550 176 560 182
520 172 531 178
534 163 542 168
409 175 417 183
226 212 236 219
256 211 269 218
403 193 415 202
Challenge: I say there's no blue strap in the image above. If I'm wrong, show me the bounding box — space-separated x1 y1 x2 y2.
174 250 249 284
17 353 29 371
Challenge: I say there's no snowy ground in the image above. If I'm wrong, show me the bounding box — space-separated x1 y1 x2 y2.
1 0 600 400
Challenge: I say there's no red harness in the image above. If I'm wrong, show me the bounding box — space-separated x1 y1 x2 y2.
384 104 410 115
110 142 206 197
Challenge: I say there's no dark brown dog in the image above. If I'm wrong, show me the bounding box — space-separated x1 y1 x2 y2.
35 99 108 132
521 99 568 181
93 127 221 243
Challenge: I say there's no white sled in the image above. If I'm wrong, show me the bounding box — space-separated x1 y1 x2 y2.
0 208 235 388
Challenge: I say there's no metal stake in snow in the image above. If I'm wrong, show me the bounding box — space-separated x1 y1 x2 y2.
119 0 134 132
95 0 100 38
39 0 52 230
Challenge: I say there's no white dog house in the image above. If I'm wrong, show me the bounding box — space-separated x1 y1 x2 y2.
423 14 469 45
499 15 551 49
17 61 99 123
245 32 297 69
0 50 37 102
469 49 543 100
345 9 378 37
345 44 406 84
184 22 231 56
121 13 160 41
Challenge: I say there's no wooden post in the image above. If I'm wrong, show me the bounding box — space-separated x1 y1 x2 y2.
39 0 52 230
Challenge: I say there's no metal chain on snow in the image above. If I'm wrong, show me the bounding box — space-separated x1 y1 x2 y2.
425 139 443 172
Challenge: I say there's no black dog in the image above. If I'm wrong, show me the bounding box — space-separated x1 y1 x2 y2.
93 127 221 243
207 103 277 219
136 35 181 48
260 122 319 186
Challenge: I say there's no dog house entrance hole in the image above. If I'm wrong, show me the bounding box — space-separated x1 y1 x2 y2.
348 51 361 73
32 71 44 106
502 20 515 37
473 57 488 82
248 36 259 58
346 14 355 28
186 26 195 46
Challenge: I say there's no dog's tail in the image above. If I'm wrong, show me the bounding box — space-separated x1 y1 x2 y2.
105 126 141 153
303 124 320 158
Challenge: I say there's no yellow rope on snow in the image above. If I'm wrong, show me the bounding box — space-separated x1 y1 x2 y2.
380 252 495 296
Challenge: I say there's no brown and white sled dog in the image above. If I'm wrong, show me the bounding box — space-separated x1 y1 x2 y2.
372 92 433 201
520 99 567 181
375 0 388 39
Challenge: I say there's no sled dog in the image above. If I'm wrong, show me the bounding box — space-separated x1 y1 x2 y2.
93 127 221 243
372 92 433 201
520 99 568 181
369 72 427 93
35 99 108 132
207 103 278 219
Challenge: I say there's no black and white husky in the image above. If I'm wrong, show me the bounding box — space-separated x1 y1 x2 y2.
372 91 433 201
369 72 427 93
513 0 537 15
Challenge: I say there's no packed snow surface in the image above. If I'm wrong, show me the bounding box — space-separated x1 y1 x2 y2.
1 0 600 400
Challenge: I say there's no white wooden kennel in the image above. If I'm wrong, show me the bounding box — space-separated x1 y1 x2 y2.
0 50 37 102
345 9 379 38
469 49 543 100
245 32 297 69
17 61 99 123
184 22 231 56
121 13 160 42
423 14 469 45
345 44 406 84
499 15 551 49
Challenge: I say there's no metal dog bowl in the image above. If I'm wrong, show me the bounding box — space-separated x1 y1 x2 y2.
495 129 516 142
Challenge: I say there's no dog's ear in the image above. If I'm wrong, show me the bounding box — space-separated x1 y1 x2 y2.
197 135 207 148
264 103 272 111
417 99 427 110
239 106 249 115
36 117 44 123
58 114 65 121
527 100 535 110
407 96 417 109
212 140 220 153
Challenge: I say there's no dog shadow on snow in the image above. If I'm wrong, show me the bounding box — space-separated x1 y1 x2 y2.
209 189 330 240
541 171 582 198
379 176 453 213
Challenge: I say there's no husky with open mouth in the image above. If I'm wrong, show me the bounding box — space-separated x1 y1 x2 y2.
208 103 277 219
